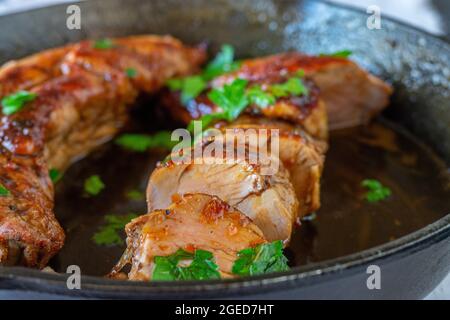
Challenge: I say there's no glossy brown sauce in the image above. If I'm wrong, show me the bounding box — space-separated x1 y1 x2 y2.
50 104 450 276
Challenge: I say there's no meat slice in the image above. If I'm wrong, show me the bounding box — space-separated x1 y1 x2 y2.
147 139 299 242
228 115 326 217
111 193 266 280
0 35 206 268
213 52 392 130
162 52 391 135
162 73 328 140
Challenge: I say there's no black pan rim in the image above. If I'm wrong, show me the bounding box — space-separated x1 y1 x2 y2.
0 0 449 296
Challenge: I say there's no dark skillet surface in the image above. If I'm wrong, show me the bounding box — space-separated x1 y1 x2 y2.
0 0 449 299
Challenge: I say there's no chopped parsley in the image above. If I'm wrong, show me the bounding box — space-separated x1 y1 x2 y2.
0 183 10 197
167 76 207 104
84 175 105 196
125 67 137 78
152 248 221 281
49 169 62 183
1 90 37 115
361 179 392 202
202 44 241 80
126 189 145 200
188 75 309 130
188 78 249 132
247 85 276 108
320 49 352 58
92 213 137 246
93 38 115 49
166 44 240 104
115 131 177 152
271 77 308 98
232 240 289 276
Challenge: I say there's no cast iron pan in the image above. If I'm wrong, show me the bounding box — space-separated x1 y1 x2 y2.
0 0 449 299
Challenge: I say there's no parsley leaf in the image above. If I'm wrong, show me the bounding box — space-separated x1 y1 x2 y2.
1 90 37 115
93 38 115 49
166 45 240 104
232 240 289 276
247 85 276 108
202 44 241 80
167 76 207 104
207 78 249 121
49 169 62 183
92 213 137 246
125 67 137 78
0 183 10 197
361 179 392 202
84 175 105 196
126 189 145 200
152 249 221 281
271 77 308 98
115 131 177 152
320 50 352 58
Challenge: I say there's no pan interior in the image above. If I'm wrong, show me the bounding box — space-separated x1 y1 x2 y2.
50 96 450 277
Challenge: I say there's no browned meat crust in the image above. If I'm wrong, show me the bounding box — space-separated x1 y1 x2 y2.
110 193 266 280
162 52 391 135
0 35 206 268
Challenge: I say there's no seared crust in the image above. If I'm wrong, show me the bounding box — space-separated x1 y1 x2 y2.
111 193 266 280
163 52 391 134
0 35 206 268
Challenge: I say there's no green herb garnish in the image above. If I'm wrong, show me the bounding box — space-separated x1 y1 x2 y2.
0 183 10 197
93 38 115 49
49 169 62 183
320 49 352 58
188 78 249 132
1 90 37 115
166 44 240 104
152 249 221 281
125 67 137 78
202 44 241 80
93 213 137 246
361 179 392 202
84 175 105 196
126 189 144 200
232 240 289 276
247 85 276 108
167 75 207 104
115 131 177 152
271 77 308 98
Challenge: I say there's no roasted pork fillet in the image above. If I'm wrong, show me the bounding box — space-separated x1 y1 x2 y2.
111 193 266 280
147 138 299 242
162 52 392 135
0 35 206 267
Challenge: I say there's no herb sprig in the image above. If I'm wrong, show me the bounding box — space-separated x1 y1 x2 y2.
188 74 308 131
319 49 352 58
93 38 115 49
152 248 221 281
0 183 10 197
92 213 137 246
166 44 241 104
1 90 37 115
232 240 289 276
361 179 392 202
115 131 177 152
84 175 105 196
49 169 62 183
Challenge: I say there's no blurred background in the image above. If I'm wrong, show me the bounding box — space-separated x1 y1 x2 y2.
0 0 448 299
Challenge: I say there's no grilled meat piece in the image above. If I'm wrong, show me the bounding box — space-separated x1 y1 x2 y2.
213 52 392 129
0 35 206 268
162 52 391 135
111 193 266 280
227 115 326 217
147 135 299 242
